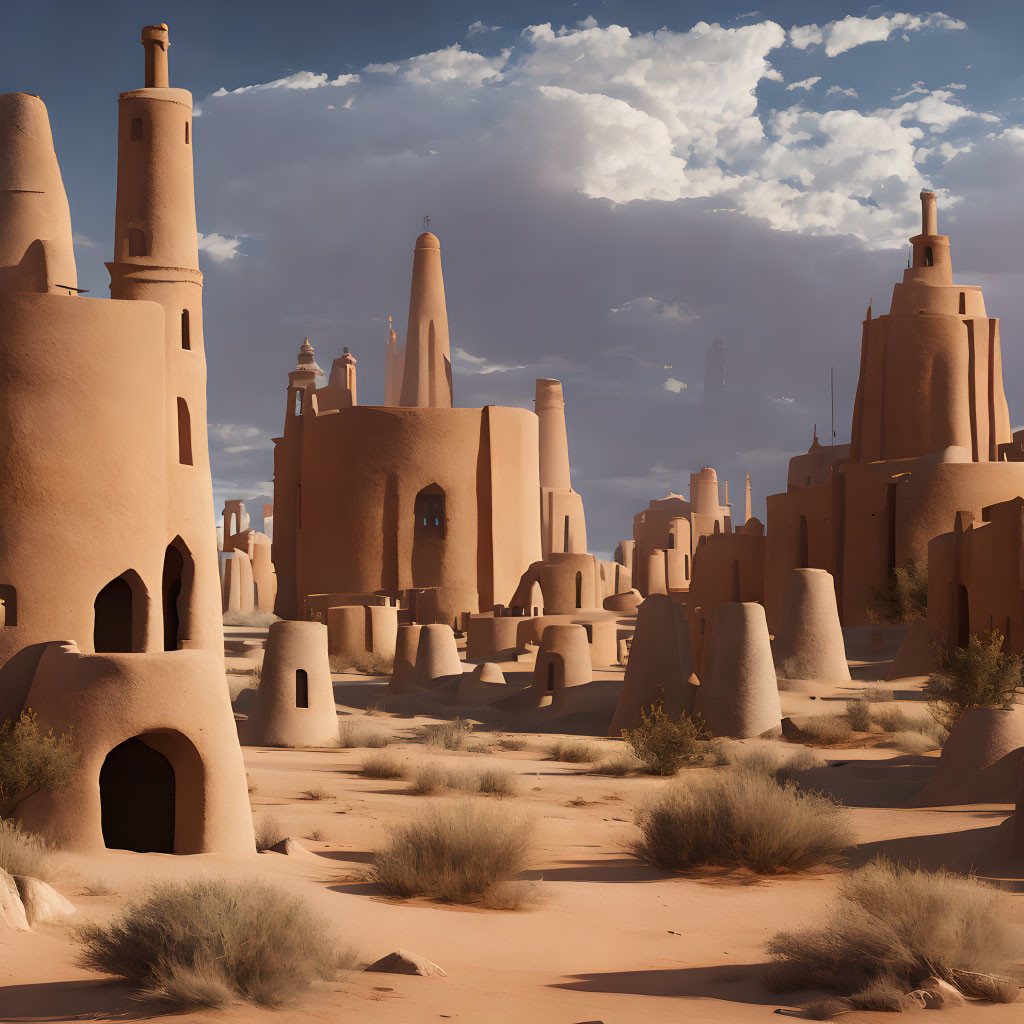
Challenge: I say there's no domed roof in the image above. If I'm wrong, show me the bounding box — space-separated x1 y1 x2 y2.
415 231 440 249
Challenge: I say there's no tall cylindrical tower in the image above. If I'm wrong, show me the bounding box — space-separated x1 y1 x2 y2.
106 24 219 652
399 231 452 408
535 378 572 492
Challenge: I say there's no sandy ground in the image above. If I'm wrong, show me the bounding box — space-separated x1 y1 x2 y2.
2 634 1022 1023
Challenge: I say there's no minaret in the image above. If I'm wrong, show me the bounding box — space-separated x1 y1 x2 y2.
384 315 402 406
536 378 588 557
327 346 357 406
744 473 752 525
285 338 323 417
0 92 77 295
106 23 220 651
399 231 452 408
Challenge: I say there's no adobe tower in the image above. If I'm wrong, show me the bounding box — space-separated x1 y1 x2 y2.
399 231 452 407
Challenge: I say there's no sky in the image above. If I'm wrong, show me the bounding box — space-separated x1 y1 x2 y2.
5 1 1024 560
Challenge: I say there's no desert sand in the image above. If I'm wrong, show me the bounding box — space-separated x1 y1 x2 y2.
2 627 1021 1024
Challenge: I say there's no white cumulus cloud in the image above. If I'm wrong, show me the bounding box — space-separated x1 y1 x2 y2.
786 76 821 92
791 12 967 58
663 378 688 393
198 232 244 262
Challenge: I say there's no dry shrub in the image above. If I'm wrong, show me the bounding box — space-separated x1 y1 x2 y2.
845 698 872 732
370 798 535 906
847 976 912 1011
406 763 517 797
417 717 474 750
878 730 937 754
871 561 928 624
0 709 79 818
621 704 709 775
300 786 332 801
956 972 1021 1002
360 751 406 779
872 704 912 733
222 610 279 628
799 714 853 745
0 817 58 879
75 877 357 1007
477 767 517 797
253 815 285 852
767 858 1024 999
337 721 389 748
550 739 604 763
801 995 848 1020
725 744 825 783
633 769 850 874
591 752 641 776
927 630 1023 730
467 743 493 754
863 684 895 703
363 701 388 717
497 736 527 751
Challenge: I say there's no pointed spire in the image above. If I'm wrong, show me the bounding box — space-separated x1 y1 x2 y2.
744 472 752 525
295 338 323 376
399 231 452 408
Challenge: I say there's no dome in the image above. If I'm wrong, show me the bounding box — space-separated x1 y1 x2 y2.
415 231 440 249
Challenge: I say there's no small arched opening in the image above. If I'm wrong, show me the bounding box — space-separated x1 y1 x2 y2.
296 669 309 708
575 571 583 609
94 571 145 653
162 538 194 651
412 484 445 588
924 246 934 267
177 398 193 465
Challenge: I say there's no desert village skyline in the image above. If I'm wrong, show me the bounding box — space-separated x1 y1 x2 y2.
2 6 1024 1023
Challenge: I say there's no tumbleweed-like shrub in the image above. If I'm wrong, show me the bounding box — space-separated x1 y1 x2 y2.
549 738 605 763
767 859 1023 1004
633 769 851 874
621 704 709 775
0 817 58 880
75 877 358 1007
371 798 535 906
927 630 1022 730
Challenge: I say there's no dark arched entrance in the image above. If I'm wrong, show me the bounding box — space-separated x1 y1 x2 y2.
162 544 184 651
94 577 134 653
100 737 175 853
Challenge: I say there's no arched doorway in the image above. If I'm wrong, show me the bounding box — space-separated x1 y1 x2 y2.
162 538 194 651
412 484 445 588
100 737 175 852
94 575 137 653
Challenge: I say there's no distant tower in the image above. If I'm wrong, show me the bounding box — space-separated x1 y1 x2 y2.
703 338 725 399
536 378 587 557
744 472 752 525
384 315 402 406
399 231 452 408
105 23 220 650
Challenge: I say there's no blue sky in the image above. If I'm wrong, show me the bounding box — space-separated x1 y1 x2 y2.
4 2 1024 558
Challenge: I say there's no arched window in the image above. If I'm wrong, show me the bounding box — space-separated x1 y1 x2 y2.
924 246 934 267
162 540 193 651
414 486 445 532
293 390 303 417
181 309 191 350
128 228 147 257
177 398 193 466
185 121 190 144
575 570 583 609
0 585 16 627
295 669 309 709
130 118 143 141
94 575 136 653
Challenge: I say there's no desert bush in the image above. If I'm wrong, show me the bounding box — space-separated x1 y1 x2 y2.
371 798 535 906
863 684 895 703
363 701 388 716
477 767 517 797
591 752 641 776
633 769 850 874
360 751 406 779
467 743 493 754
872 561 928 624
0 817 58 879
621 704 708 775
300 786 332 801
798 713 854 745
878 730 937 754
927 630 1023 730
253 815 285 853
337 721 389 748
725 745 826 783
767 858 1024 1000
75 877 357 1007
845 698 872 732
496 736 527 751
872 704 913 733
550 739 604 763
847 976 913 1011
417 717 473 750
223 610 279 628
0 710 79 818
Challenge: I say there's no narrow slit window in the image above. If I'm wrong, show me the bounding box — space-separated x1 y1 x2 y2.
177 398 193 466
181 309 191 350
295 669 309 708
185 121 190 144
959 291 966 315
924 246 934 267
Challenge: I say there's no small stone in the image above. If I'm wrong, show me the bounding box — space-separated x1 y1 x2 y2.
265 837 318 859
366 949 447 977
0 868 30 932
14 876 75 927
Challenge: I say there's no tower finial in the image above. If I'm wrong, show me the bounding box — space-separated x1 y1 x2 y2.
423 215 430 230
920 189 937 236
141 24 170 89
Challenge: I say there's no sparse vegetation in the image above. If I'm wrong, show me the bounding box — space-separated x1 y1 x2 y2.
846 698 872 732
0 817 58 880
863 684 895 703
405 762 517 797
363 701 388 717
590 752 641 776
0 710 79 818
305 829 326 843
467 743 493 754
927 630 1023 730
621 704 709 775
477 767 517 796
223 610 279 628
878 730 938 754
253 815 286 852
872 704 912 733
721 744 826 783
337 721 389 748
360 751 406 779
871 561 928 624
549 739 605 763
798 713 854 746
632 769 850 874
300 786 332 801
371 798 535 907
496 736 527 751
767 859 1023 1005
417 717 474 750
75 877 357 1007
